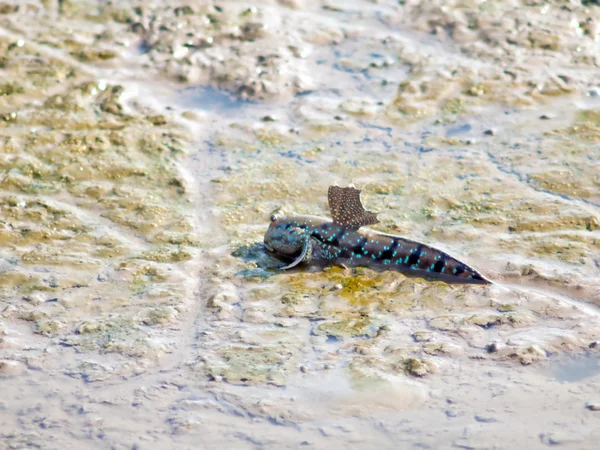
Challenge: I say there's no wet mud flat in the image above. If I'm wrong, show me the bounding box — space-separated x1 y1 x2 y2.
1 1 600 449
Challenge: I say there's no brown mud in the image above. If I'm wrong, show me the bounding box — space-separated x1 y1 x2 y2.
1 1 600 449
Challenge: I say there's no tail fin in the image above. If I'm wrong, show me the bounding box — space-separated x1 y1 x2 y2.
386 237 489 284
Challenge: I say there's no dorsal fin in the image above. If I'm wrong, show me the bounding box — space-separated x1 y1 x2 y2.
328 185 379 229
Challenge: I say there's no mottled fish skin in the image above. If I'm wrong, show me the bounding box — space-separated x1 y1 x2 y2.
264 215 489 284
263 186 489 284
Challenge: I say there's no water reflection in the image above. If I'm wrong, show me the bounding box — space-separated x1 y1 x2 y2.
178 86 250 112
446 123 472 137
547 354 600 382
231 242 282 279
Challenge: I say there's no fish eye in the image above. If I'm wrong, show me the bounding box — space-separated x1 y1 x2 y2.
269 208 284 222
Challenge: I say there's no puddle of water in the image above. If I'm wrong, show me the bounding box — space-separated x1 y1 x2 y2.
547 354 600 382
446 123 472 137
177 86 250 112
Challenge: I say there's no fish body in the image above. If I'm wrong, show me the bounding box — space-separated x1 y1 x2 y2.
264 186 489 284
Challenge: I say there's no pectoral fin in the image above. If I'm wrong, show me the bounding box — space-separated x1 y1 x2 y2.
279 235 313 270
328 185 379 230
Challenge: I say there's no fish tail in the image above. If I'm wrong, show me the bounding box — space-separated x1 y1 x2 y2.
387 238 488 284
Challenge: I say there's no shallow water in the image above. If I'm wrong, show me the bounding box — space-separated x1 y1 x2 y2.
178 86 251 113
1 0 600 448
549 354 600 383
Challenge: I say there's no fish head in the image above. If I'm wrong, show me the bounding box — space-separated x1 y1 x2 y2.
264 213 306 258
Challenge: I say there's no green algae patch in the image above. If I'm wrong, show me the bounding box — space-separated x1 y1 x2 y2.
348 353 437 379
494 111 600 213
347 357 390 383
313 318 375 340
77 319 116 335
64 315 169 358
0 14 198 360
0 82 24 96
203 344 296 386
0 271 38 290
466 314 504 329
333 271 391 304
402 358 437 377
36 319 64 336
339 277 379 299
137 247 193 263
386 0 598 119
136 306 179 326
284 266 417 310
70 47 118 63
428 315 461 331
575 110 600 129
497 304 517 313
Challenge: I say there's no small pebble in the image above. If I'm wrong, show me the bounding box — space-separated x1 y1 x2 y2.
540 431 580 446
261 115 276 122
587 88 599 97
181 110 204 121
474 414 497 423
486 342 501 353
300 365 309 373
412 331 432 342
26 358 44 371
319 427 332 437
85 416 104 427
23 293 45 305
0 360 26 376
130 22 146 34
539 114 553 120
483 129 496 136
585 403 600 411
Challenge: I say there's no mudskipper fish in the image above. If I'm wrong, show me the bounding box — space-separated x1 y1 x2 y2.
264 185 489 284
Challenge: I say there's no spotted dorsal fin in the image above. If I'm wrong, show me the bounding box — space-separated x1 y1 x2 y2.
328 185 379 229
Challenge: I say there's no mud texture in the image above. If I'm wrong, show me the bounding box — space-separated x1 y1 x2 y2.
1 1 600 449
